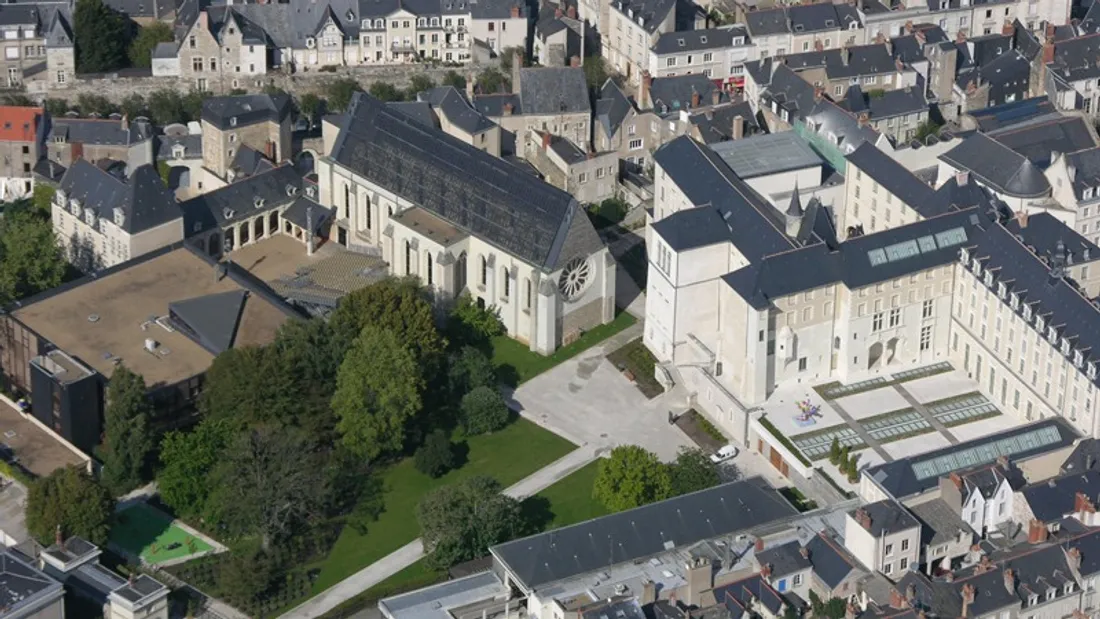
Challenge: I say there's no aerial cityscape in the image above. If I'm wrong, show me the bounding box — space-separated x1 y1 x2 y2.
1 0 1100 616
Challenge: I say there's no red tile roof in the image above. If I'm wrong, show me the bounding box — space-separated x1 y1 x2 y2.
0 107 42 142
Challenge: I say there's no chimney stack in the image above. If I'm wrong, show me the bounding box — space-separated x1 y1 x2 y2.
1076 492 1097 514
1068 547 1083 572
638 71 653 108
711 88 721 106
1017 209 1030 229
567 3 576 18
1003 568 1015 594
570 55 581 67
503 102 514 116
944 571 954 583
1043 40 1055 64
858 111 870 128
511 50 524 93
732 115 744 139
555 5 563 17
961 584 976 618
889 589 905 610
541 131 551 150
1002 21 1015 36
54 524 62 548
691 88 701 108
510 4 520 17
955 170 969 186
845 601 858 619
754 537 765 552
120 114 128 132
1028 518 1048 544
466 72 475 100
799 546 810 560
906 584 917 604
956 30 967 44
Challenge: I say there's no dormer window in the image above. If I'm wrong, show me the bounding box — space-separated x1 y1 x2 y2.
960 248 970 263
1089 361 1097 380
700 35 707 43
230 117 237 127
1085 187 1093 200
825 19 835 26
1028 594 1038 606
997 282 1006 298
113 207 124 227
1010 292 1020 310
1037 315 1045 331
1047 589 1056 602
1066 583 1076 595
971 257 981 273
172 144 185 159
849 21 858 29
417 17 426 26
794 24 804 31
1075 350 1084 368
733 36 744 45
983 270 993 287
375 18 383 27
54 189 66 206
1024 304 1033 320
431 17 439 25
1049 326 1058 343
1062 338 1071 356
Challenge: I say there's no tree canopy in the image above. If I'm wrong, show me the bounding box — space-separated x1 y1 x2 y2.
460 386 509 435
331 277 446 372
414 429 455 478
326 77 362 112
73 0 131 73
592 446 672 512
332 325 424 460
26 466 114 545
417 476 527 569
99 365 153 495
668 447 720 496
158 418 234 519
128 22 173 68
368 81 404 102
0 201 68 305
200 345 296 428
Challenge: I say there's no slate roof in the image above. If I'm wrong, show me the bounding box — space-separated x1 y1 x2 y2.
518 68 589 115
1020 470 1100 522
970 97 1058 132
863 418 1080 499
331 93 602 271
229 145 275 179
1064 147 1100 200
419 87 496 134
788 2 860 34
760 65 817 120
956 49 1031 99
649 74 728 114
490 478 797 591
651 26 749 54
387 101 438 129
756 540 810 577
0 551 62 617
804 532 859 589
201 94 291 131
58 160 180 235
689 102 759 144
1049 34 1100 84
103 0 173 19
746 8 789 36
851 500 920 537
1061 438 1100 474
989 115 1097 169
712 574 785 617
824 44 897 80
909 499 972 547
168 290 248 355
282 196 334 233
472 93 522 116
862 87 927 120
0 2 71 47
156 134 203 160
847 143 935 209
608 0 675 34
49 118 152 146
180 164 302 234
652 136 795 260
939 133 1050 197
1002 211 1100 261
595 79 634 141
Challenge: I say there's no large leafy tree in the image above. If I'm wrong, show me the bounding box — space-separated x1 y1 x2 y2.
73 0 131 73
668 447 720 496
592 446 672 512
147 89 187 125
446 346 496 400
0 202 67 305
99 365 153 495
331 277 445 372
417 476 527 569
31 185 54 216
26 466 113 545
460 386 509 435
208 427 329 550
325 77 362 112
331 326 423 460
157 418 233 519
272 318 344 436
200 345 296 428
128 22 173 68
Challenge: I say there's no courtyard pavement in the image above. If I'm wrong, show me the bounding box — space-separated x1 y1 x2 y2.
0 481 27 545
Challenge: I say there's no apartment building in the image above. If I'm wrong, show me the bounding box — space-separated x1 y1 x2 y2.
0 106 44 201
0 1 74 91
524 130 619 204
845 502 922 578
842 85 929 143
199 93 292 182
46 116 155 172
745 4 864 60
605 0 676 83
647 26 754 90
473 67 591 152
54 160 182 271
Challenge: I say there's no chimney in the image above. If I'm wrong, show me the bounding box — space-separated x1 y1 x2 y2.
1043 41 1054 64
732 115 744 139
906 584 917 604
799 546 810 560
54 524 62 548
511 50 524 91
567 3 576 18
642 580 657 604
1017 209 1030 228
466 72 475 99
555 5 563 17
120 114 129 132
944 571 954 583
711 88 721 106
510 4 520 17
854 508 872 530
570 54 581 67
1069 164 1078 182
754 537 765 552
889 589 905 610
197 9 209 28
956 30 967 44
915 29 926 44
1046 22 1056 41
1028 518 1048 544
814 85 825 101
814 39 824 51
685 557 712 606
503 101 514 115
265 139 276 161
1003 568 1015 594
1002 21 1015 36
961 584 976 618
845 600 858 619
760 563 772 579
1076 491 1097 514
842 49 850 66
1068 547 1083 572
858 111 870 128
541 131 551 150
639 71 653 108
128 572 135 586
904 19 913 33
955 170 968 186
691 88 701 108
949 472 963 488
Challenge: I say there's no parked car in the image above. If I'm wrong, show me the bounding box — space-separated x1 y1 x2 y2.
710 444 738 463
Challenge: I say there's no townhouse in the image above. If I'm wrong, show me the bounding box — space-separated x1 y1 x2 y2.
605 0 676 84
648 26 754 90
0 106 45 201
0 0 74 92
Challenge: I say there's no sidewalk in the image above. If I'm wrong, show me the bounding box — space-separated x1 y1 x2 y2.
280 447 602 619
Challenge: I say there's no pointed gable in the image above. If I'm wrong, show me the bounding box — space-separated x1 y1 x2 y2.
168 290 249 354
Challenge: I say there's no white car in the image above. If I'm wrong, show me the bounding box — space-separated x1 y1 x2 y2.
710 445 738 463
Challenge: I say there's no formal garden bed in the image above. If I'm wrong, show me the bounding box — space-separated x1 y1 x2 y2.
606 338 662 398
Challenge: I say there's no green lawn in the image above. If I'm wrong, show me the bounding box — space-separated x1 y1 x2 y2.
109 503 213 564
311 418 576 592
493 312 637 386
526 461 609 528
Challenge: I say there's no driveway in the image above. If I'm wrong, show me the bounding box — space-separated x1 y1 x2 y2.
504 322 694 463
0 481 27 545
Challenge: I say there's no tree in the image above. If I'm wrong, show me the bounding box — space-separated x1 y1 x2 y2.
593 446 672 512
828 437 841 465
846 453 861 483
157 418 234 519
298 92 321 126
208 427 328 550
476 68 508 94
128 22 173 68
99 365 153 495
1 94 33 106
272 318 344 436
461 386 509 435
783 604 801 619
415 430 455 478
119 93 148 119
76 94 114 117
220 545 278 605
810 592 848 619
446 294 504 350
668 447 720 496
0 204 68 305
417 476 527 569
44 99 70 117
368 81 404 102
407 74 435 98
31 184 55 216
147 89 186 125
332 326 424 460
499 46 523 73
326 77 362 112
73 0 131 73
26 466 113 545
200 346 296 428
442 70 466 89
181 90 206 122
446 346 496 400
582 56 609 92
914 120 943 142
331 278 446 372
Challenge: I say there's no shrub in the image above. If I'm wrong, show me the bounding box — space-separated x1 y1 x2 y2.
461 386 509 435
828 438 841 465
415 430 455 478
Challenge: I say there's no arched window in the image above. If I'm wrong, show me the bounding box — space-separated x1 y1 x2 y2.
427 252 434 286
502 267 510 298
480 256 488 285
343 184 351 219
405 240 412 275
365 195 372 230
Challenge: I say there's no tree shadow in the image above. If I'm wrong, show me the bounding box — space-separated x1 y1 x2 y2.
451 440 470 469
346 475 387 536
519 495 554 533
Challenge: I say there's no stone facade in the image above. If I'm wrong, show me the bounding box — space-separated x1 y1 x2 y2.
201 117 291 180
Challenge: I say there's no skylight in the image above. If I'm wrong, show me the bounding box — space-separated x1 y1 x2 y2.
911 424 1063 481
865 226 969 267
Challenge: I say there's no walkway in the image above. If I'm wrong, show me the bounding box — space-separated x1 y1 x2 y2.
823 397 893 462
893 383 960 445
280 447 602 619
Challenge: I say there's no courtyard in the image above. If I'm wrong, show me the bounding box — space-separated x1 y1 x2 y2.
109 502 220 566
757 363 1020 492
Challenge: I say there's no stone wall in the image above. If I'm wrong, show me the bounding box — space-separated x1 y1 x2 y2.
27 64 488 103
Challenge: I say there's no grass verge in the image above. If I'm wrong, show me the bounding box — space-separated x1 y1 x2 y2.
492 312 636 386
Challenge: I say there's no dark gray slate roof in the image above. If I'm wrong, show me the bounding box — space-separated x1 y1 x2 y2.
989 115 1097 169
862 87 927 119
386 101 438 129
864 417 1080 499
788 2 859 33
804 532 859 589
201 94 292 131
282 196 333 233
652 26 748 54
847 143 934 207
519 68 589 115
229 145 274 179
180 164 302 234
649 74 727 114
59 160 180 235
0 552 62 617
595 79 634 141
1050 35 1100 84
331 93 601 271
1062 438 1100 474
760 64 817 119
756 540 810 578
850 500 919 537
940 133 1050 197
970 97 1058 132
472 93 522 116
910 499 972 547
688 102 759 144
609 0 675 34
49 118 152 146
1021 470 1100 522
1064 147 1100 201
490 478 797 590
651 206 730 251
652 136 795 260
420 87 496 134
824 44 896 80
169 290 248 354
157 134 203 160
0 2 72 47
713 574 784 616
746 8 788 36
103 0 173 19
1003 210 1100 261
